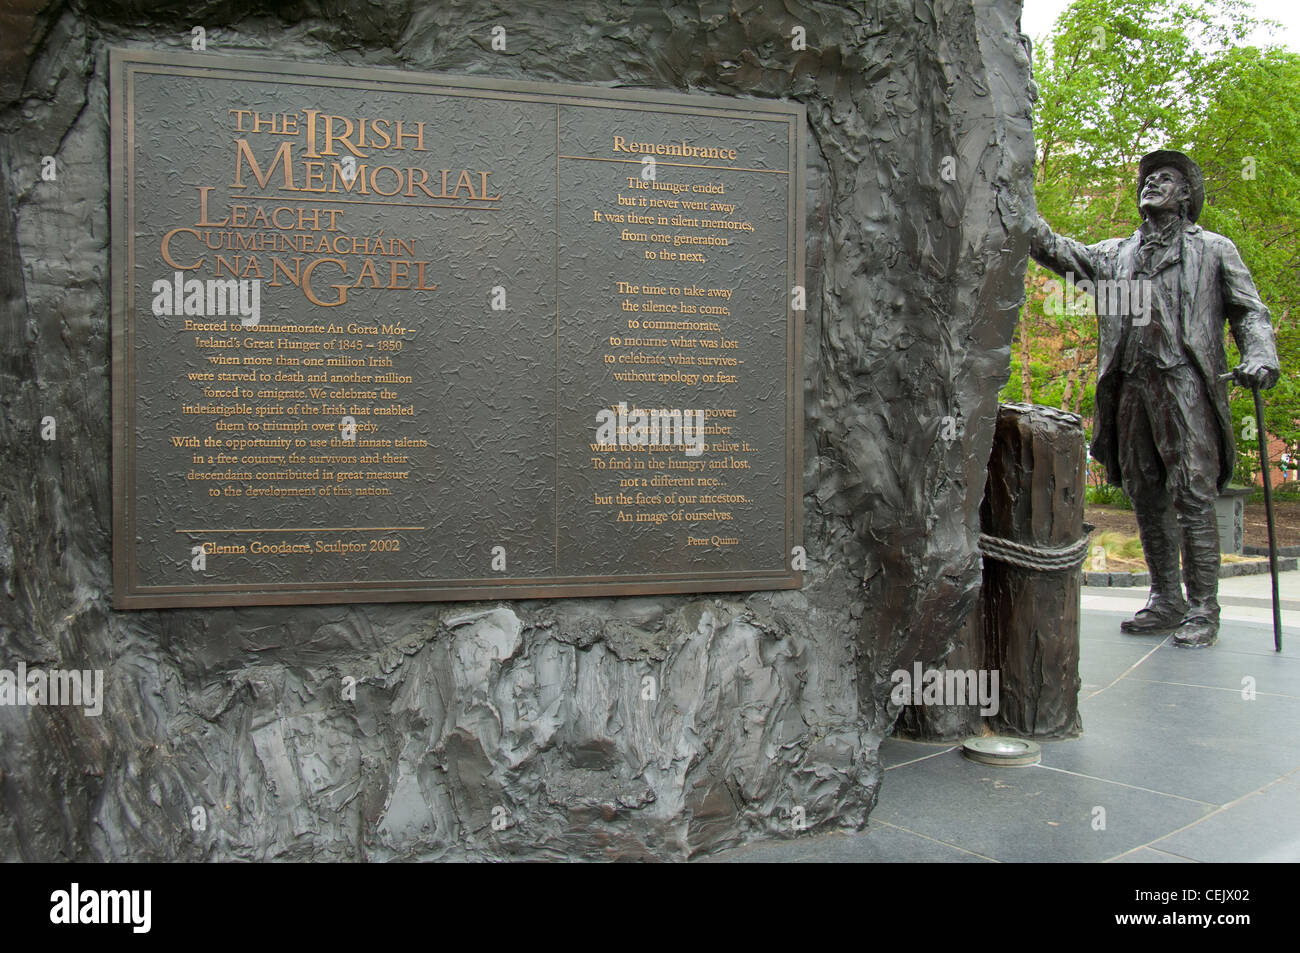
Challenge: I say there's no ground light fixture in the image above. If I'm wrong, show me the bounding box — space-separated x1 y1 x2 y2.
962 736 1042 766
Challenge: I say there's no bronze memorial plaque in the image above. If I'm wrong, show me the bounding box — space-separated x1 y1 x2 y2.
110 49 804 608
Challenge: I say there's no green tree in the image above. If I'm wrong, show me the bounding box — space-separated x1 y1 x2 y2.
1188 44 1300 481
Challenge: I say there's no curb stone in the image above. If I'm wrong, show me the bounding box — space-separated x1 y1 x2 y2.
1243 544 1300 558
1083 557 1297 587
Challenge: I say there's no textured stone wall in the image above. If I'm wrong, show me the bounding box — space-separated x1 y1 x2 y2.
0 0 1035 860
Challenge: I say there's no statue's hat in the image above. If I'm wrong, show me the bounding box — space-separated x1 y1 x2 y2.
1138 149 1204 223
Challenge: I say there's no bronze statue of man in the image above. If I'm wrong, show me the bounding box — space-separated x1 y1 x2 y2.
1030 149 1280 647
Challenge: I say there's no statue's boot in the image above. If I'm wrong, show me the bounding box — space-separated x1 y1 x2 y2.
1174 511 1221 648
1121 506 1186 634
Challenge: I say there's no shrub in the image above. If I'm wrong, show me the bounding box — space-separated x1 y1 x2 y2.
1086 483 1132 509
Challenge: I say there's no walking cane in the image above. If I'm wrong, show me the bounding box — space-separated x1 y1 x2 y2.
1220 371 1283 651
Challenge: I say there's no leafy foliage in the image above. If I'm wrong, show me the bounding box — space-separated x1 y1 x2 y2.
1086 483 1133 507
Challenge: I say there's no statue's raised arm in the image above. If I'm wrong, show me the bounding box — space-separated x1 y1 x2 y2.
1028 210 1107 285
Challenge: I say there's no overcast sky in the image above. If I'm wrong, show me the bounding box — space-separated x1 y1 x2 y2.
1020 0 1300 52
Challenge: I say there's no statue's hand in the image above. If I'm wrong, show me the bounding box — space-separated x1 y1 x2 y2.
1233 360 1280 390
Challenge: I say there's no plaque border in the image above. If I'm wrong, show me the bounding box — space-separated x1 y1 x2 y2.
110 48 805 609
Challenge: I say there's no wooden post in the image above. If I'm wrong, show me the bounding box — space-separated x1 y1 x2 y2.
980 403 1084 738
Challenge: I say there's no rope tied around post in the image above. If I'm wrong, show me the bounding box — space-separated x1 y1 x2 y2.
978 533 1090 572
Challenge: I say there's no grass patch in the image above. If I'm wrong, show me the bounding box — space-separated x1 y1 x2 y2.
1090 530 1145 571
1247 483 1300 505
1088 530 1266 569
